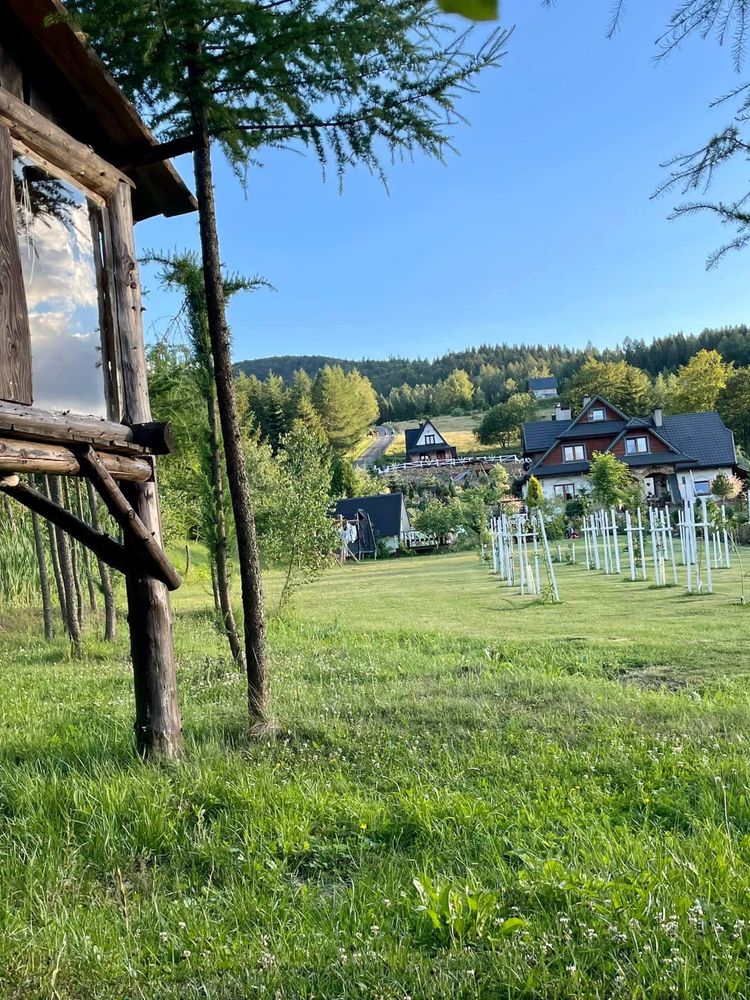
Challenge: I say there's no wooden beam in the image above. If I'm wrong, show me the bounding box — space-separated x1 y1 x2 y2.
0 438 152 482
0 87 131 200
106 181 183 757
0 401 172 455
0 124 32 405
79 446 181 591
0 478 132 575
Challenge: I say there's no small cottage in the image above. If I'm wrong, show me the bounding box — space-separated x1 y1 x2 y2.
404 420 457 463
333 492 411 554
528 376 559 400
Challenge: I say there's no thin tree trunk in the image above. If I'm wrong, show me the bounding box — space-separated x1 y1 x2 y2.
210 560 220 614
192 113 271 729
48 476 82 656
29 475 54 641
44 477 67 630
63 478 84 633
75 479 98 613
85 478 117 642
206 388 245 669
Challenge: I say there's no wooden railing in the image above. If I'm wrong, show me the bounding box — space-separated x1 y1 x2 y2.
378 454 523 476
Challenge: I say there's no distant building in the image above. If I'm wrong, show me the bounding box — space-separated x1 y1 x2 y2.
333 492 412 554
528 376 559 400
404 420 458 463
522 394 739 502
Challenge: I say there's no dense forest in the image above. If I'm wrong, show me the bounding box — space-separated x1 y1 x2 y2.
235 325 750 394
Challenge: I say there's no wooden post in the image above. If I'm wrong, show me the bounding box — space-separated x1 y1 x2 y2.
106 181 182 758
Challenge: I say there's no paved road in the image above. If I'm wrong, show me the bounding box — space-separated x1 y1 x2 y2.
355 425 395 468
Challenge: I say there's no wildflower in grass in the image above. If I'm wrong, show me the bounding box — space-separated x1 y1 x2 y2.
181 950 191 959
159 932 169 943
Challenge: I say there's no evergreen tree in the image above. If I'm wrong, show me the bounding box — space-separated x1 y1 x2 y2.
717 367 750 450
70 0 508 729
526 475 544 508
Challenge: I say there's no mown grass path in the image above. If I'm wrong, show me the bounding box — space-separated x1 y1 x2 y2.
1 551 750 997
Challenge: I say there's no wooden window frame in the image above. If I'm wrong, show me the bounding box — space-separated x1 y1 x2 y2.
625 435 649 455
563 444 586 462
0 89 131 417
588 408 606 422
554 483 576 500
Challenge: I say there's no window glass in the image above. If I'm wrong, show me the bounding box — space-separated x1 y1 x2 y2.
589 408 605 421
14 153 104 414
626 436 649 455
563 445 585 462
694 480 710 496
554 483 576 500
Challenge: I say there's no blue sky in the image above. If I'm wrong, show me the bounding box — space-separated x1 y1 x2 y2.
137 0 750 364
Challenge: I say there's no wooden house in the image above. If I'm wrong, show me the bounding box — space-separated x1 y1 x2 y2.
404 420 457 463
522 394 738 502
0 1 196 756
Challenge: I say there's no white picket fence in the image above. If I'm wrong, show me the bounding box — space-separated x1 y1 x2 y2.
378 454 523 476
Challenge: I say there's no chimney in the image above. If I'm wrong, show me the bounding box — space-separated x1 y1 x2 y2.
554 403 572 421
653 407 663 427
582 395 591 408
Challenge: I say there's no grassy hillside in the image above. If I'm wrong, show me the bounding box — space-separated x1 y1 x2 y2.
2 548 750 997
383 412 531 463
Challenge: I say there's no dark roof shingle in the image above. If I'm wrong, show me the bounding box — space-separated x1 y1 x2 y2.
660 412 736 468
523 419 571 452
333 493 409 538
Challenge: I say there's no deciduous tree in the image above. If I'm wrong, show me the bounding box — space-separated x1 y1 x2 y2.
668 349 732 414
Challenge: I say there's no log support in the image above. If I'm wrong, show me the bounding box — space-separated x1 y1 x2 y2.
108 180 183 758
79 446 181 591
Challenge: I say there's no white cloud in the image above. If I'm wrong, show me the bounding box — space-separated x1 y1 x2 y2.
19 200 105 415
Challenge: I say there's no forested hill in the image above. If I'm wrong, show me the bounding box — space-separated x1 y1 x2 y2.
234 325 750 397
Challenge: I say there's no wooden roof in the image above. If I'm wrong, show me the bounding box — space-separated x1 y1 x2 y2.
2 0 196 221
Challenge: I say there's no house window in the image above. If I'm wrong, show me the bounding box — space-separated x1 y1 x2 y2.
554 483 576 500
625 436 649 455
563 445 585 462
694 480 711 496
424 434 436 444
589 408 606 422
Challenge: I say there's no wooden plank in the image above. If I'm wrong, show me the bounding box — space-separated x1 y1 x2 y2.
0 400 172 455
0 437 152 481
0 477 132 574
89 205 121 420
0 124 32 405
0 37 23 99
80 446 181 591
0 87 130 200
107 180 183 756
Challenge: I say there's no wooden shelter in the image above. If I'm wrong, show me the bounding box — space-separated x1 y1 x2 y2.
0 1 196 756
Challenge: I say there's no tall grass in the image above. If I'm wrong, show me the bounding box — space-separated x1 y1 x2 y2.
0 506 39 606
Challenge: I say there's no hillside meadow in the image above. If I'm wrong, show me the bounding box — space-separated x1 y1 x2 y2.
1 549 750 997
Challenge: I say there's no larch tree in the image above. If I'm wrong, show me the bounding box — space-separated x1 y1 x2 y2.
67 0 508 728
148 251 266 671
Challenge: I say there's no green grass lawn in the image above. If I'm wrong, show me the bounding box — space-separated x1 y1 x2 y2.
3 548 750 997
